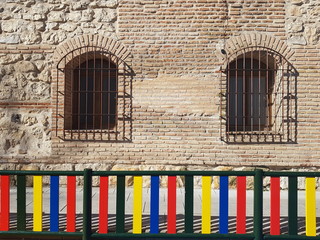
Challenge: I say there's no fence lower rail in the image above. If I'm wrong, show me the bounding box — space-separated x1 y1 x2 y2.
0 169 319 239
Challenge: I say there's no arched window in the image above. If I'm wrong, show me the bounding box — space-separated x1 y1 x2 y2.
56 47 132 141
220 47 297 143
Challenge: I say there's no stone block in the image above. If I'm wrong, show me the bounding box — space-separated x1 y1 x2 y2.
0 34 21 44
15 61 37 73
288 35 307 45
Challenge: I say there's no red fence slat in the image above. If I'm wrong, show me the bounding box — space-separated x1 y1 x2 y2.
236 176 246 234
167 176 176 233
0 175 10 231
270 177 280 235
99 176 109 233
67 176 76 232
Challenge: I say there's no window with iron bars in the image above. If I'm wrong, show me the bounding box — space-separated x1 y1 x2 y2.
220 47 297 143
56 47 132 141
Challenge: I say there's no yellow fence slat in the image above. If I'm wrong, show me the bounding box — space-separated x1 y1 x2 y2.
33 176 43 231
133 176 143 234
306 177 316 236
202 176 211 234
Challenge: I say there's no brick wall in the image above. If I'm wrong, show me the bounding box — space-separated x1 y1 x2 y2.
0 0 320 171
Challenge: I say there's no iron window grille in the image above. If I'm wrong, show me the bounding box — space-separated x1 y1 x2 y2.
56 46 132 141
220 47 297 143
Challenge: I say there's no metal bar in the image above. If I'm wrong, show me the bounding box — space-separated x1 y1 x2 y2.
184 175 194 233
56 67 59 136
93 170 257 177
0 231 83 237
17 175 26 231
78 47 81 139
251 50 253 132
70 50 74 140
258 49 261 135
236 54 239 132
83 169 92 240
274 55 277 134
220 62 223 140
266 49 270 131
93 50 96 140
65 67 119 70
122 63 126 140
116 175 125 233
0 170 257 176
2 170 320 177
107 54 111 140
253 169 263 240
100 55 103 140
116 56 119 141
85 47 89 139
226 55 230 140
264 235 320 240
0 170 84 176
242 51 245 132
63 53 67 140
286 61 290 142
266 172 320 177
282 53 285 137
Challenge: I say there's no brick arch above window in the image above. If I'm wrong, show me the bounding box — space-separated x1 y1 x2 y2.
53 35 131 64
218 33 295 67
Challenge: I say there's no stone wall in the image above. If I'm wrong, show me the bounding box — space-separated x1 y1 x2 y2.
0 0 320 173
286 0 320 45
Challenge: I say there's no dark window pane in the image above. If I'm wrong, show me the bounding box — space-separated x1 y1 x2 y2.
227 57 273 132
72 59 117 130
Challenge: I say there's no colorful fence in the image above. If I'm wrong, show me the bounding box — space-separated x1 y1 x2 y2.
0 169 319 239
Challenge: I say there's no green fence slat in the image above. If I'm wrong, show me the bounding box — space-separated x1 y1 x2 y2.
288 176 298 235
253 169 263 240
116 175 125 233
17 175 26 231
185 175 194 233
83 169 92 240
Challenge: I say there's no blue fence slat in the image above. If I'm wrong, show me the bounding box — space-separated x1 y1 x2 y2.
219 176 229 234
50 176 59 232
150 176 160 233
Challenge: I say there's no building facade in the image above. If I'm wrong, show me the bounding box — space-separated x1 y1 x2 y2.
0 0 320 173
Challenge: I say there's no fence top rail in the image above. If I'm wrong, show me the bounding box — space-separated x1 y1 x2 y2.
92 170 256 176
90 233 255 239
0 169 319 177
0 170 84 176
0 170 255 176
264 171 320 177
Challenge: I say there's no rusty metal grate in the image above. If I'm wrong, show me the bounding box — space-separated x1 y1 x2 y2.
56 46 132 141
220 47 298 143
